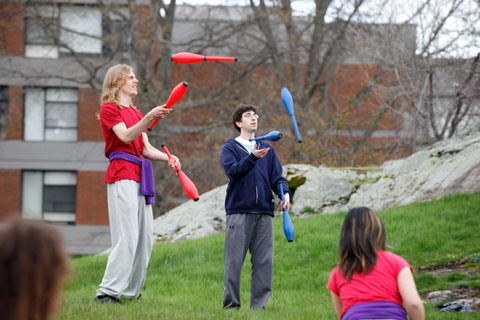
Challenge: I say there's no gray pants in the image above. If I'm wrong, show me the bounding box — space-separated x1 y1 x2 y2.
223 213 273 309
96 180 153 299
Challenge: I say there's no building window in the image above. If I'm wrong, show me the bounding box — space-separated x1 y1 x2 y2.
25 4 102 58
21 171 77 224
102 8 131 55
0 87 7 140
24 87 78 142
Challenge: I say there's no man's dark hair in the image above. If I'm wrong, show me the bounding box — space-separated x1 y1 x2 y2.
232 104 257 132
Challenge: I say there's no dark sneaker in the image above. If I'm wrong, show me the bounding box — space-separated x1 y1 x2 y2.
94 294 122 304
251 306 266 310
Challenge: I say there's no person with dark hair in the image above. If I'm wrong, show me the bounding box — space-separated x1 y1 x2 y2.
0 218 70 320
327 207 424 320
221 103 291 309
95 64 180 304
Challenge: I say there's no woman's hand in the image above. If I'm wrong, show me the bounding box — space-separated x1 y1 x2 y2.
147 105 173 120
168 155 181 170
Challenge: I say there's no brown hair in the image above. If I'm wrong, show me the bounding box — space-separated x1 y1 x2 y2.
232 104 257 132
0 218 70 320
338 207 386 281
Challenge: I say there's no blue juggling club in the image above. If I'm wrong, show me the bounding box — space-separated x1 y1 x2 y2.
281 87 302 143
278 182 294 242
249 130 283 142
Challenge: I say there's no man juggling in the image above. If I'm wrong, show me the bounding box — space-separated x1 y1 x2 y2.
221 104 291 310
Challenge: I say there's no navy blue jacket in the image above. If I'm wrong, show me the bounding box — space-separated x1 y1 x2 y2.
221 138 290 216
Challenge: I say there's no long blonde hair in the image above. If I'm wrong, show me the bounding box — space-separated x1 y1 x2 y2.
100 64 135 109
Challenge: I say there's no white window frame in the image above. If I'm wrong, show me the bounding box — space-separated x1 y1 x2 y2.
25 4 102 58
21 171 77 224
24 87 78 142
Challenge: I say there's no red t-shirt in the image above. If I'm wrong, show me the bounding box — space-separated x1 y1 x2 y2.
327 251 412 318
100 102 144 183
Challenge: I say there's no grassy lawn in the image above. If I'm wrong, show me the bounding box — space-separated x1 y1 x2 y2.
56 192 480 319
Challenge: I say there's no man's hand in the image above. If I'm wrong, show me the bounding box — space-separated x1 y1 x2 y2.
282 192 291 211
252 143 270 159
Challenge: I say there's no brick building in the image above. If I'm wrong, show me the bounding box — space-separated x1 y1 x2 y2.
0 1 121 254
0 1 427 254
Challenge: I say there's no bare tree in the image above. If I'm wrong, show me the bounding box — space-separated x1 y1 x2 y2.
367 0 480 146
241 0 480 166
1 1 280 213
239 0 415 166
2 0 480 213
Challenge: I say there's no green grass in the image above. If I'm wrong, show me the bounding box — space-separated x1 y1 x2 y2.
56 192 480 319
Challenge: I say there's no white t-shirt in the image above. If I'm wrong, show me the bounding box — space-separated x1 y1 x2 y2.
235 136 256 154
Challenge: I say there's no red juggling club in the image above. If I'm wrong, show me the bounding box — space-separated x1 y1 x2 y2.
148 81 189 131
161 144 200 202
171 52 238 64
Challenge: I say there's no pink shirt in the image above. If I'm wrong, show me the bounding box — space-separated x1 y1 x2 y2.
100 102 145 183
327 251 412 318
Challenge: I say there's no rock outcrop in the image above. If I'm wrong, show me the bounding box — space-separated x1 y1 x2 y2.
153 132 480 242
293 132 480 215
153 185 227 243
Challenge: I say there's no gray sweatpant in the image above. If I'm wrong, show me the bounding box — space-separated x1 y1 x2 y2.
96 180 153 299
223 213 273 309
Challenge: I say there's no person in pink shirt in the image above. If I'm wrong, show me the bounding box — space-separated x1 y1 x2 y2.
327 207 424 320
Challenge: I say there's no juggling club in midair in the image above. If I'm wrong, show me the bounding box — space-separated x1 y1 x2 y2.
281 87 302 143
171 52 238 64
249 131 283 142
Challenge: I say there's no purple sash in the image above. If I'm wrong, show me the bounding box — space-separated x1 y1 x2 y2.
109 151 155 205
343 301 407 320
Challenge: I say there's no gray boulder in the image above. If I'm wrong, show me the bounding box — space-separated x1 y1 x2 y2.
152 131 480 243
284 164 356 215
153 184 227 243
349 132 480 210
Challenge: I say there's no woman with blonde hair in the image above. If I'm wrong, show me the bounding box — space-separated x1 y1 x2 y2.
0 218 70 320
327 207 424 320
95 64 180 303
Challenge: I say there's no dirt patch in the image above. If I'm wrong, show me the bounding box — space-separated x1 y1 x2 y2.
419 260 480 301
430 288 479 299
418 261 480 276
452 288 480 299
